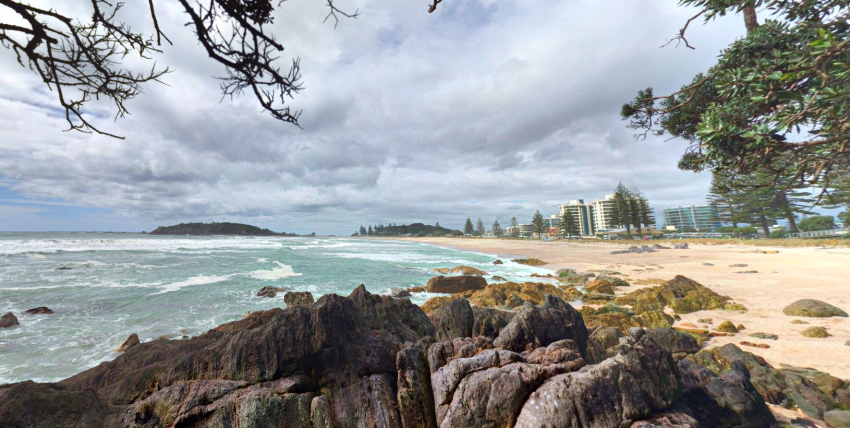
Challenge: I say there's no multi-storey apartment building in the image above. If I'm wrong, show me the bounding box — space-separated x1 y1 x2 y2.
662 205 720 232
558 199 596 236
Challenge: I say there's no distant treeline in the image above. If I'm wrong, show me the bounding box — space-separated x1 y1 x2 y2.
148 222 301 236
353 222 461 237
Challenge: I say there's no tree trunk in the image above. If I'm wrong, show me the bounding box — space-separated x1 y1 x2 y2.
759 214 771 238
785 209 799 233
743 5 759 32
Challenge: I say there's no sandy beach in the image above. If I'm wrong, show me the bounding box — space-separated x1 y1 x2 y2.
397 237 850 382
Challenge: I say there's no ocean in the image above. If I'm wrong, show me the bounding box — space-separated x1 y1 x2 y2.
0 233 553 383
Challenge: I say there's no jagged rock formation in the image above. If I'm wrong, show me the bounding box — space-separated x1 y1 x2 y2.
0 289 780 428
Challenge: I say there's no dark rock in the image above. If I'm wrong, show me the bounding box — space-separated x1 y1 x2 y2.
25 307 54 315
396 347 436 428
116 333 140 352
677 359 776 427
514 329 680 427
646 328 701 361
493 295 588 357
737 270 759 274
783 299 848 318
311 395 333 428
57 266 73 270
490 275 506 282
429 298 474 342
0 285 436 427
256 286 288 298
702 262 714 266
284 291 314 307
492 259 503 265
0 312 19 328
470 306 514 339
389 287 411 298
590 326 623 358
425 275 487 294
511 258 548 266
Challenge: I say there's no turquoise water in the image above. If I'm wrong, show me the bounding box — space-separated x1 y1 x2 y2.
0 233 553 383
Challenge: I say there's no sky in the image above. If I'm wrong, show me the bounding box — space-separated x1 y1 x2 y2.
0 0 754 234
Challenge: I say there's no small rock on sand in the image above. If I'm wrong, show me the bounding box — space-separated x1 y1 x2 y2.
715 321 738 333
800 326 830 338
783 299 848 318
729 264 748 267
749 332 778 340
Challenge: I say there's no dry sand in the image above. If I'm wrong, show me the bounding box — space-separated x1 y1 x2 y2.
401 237 850 382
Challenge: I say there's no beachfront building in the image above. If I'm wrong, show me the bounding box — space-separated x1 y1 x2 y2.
662 205 720 232
544 214 561 229
591 194 618 231
558 199 596 236
518 223 534 237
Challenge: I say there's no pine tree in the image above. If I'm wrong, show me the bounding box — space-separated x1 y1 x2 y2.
510 217 519 238
492 220 503 237
435 222 441 229
531 210 545 238
638 195 654 230
611 182 633 234
560 210 579 238
475 218 485 236
367 225 374 236
464 218 474 235
359 225 367 235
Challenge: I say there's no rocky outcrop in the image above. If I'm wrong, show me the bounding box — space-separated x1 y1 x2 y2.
430 299 474 342
613 275 745 314
470 306 514 339
284 291 315 307
687 344 850 420
783 299 848 318
0 290 782 428
434 266 488 276
389 287 411 298
645 328 700 361
25 307 54 314
584 279 617 295
256 286 288 298
514 329 681 427
116 333 140 352
493 295 588 356
0 312 18 328
425 275 487 294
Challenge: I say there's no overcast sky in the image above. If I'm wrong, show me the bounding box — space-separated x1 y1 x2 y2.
0 0 751 234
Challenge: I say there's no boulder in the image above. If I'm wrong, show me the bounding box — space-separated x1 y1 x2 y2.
514 329 681 427
284 291 314 307
425 275 487 294
470 306 514 339
783 299 848 318
0 312 19 328
256 286 288 298
801 326 830 338
466 281 576 308
614 275 738 315
493 295 588 356
716 320 739 333
25 307 54 315
116 333 140 352
645 328 700 361
636 310 675 329
395 347 436 428
584 279 616 295
492 259 503 265
389 287 411 298
490 275 506 282
825 410 850 428
437 265 489 276
677 359 776 427
429 298 474 342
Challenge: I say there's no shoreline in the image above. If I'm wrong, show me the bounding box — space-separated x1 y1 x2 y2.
394 236 850 381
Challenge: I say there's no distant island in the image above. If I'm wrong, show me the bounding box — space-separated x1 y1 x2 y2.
148 222 301 236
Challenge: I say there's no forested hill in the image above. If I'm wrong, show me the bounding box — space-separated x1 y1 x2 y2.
148 222 292 236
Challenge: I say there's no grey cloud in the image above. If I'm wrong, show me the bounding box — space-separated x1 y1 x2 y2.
0 0 748 233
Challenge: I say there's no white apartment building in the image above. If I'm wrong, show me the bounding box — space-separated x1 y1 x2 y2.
558 199 595 236
591 194 618 231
